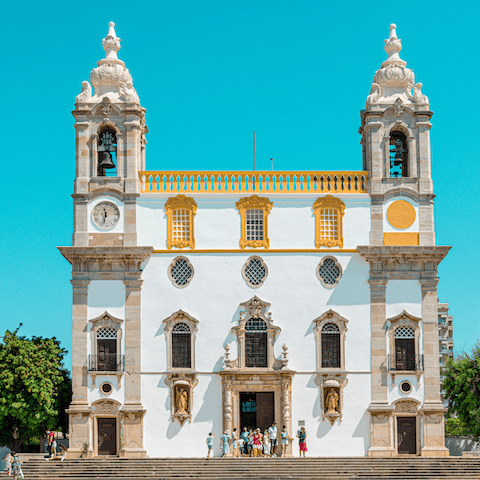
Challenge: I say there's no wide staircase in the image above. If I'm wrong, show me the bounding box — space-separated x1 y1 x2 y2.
4 457 480 480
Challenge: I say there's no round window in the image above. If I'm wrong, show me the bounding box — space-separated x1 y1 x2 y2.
317 256 342 288
100 382 113 395
242 256 268 288
168 256 194 288
400 381 412 394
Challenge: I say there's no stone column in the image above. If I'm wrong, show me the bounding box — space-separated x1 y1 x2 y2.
281 379 293 457
73 198 89 247
124 121 141 194
124 198 137 247
66 279 93 458
74 122 90 194
222 379 233 435
419 199 436 247
370 198 384 246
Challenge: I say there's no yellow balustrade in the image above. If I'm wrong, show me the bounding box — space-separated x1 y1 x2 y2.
139 171 368 194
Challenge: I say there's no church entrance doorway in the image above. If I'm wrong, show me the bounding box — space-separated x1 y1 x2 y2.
240 392 274 432
97 418 117 455
397 417 416 454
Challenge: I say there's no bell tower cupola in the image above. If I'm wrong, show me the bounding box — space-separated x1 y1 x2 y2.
72 22 148 246
360 24 435 246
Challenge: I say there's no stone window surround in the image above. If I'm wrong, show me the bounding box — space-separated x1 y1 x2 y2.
383 122 417 180
387 310 423 386
236 195 273 250
89 311 124 388
314 373 348 425
312 195 345 249
168 256 195 288
164 195 197 250
230 296 281 370
162 310 199 372
313 309 349 372
92 120 123 179
164 373 198 427
316 256 343 288
242 255 268 288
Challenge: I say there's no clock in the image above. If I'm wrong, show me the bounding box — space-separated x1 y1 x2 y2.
92 201 120 230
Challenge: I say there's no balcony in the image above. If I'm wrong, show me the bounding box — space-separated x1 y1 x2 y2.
87 354 125 388
139 171 368 194
387 354 424 387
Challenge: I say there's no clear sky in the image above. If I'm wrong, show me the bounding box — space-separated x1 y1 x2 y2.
1 0 478 370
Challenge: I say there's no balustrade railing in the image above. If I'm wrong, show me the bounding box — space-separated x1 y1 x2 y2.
139 171 368 194
387 354 424 372
88 354 125 373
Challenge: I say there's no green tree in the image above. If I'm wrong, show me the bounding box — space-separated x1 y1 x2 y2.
442 343 480 439
0 325 70 451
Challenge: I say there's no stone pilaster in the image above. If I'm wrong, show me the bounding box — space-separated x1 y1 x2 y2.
419 199 436 246
73 198 89 247
74 121 90 194
370 198 384 246
124 198 137 246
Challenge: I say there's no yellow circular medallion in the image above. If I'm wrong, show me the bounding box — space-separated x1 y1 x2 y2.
386 200 416 229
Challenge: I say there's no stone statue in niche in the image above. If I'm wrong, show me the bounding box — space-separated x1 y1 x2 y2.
325 388 339 414
175 387 189 414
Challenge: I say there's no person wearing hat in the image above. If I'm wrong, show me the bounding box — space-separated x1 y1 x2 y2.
220 430 231 456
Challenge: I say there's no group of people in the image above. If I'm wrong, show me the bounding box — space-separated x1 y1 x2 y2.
207 423 304 457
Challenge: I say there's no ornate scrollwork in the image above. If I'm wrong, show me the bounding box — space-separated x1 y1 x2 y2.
164 195 197 250
236 195 273 250
165 373 198 426
313 195 345 248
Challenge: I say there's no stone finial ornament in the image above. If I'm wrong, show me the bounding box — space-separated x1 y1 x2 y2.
366 24 428 107
75 22 140 104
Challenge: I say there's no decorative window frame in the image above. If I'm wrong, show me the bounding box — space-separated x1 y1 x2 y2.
316 256 343 288
242 255 268 288
313 309 349 371
387 310 422 386
236 195 273 249
164 195 197 250
89 311 124 387
164 373 199 426
313 195 345 248
168 256 195 288
228 296 281 370
162 310 199 372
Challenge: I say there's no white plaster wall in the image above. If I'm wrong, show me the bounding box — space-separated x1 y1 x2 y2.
88 196 125 233
383 197 419 233
137 194 370 250
388 375 424 405
291 373 371 456
386 280 422 320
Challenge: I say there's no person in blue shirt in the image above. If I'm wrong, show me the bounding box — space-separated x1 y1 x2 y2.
221 430 231 456
268 422 278 457
206 432 215 457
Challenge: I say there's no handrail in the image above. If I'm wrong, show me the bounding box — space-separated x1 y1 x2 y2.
88 354 125 373
139 171 368 194
387 354 424 372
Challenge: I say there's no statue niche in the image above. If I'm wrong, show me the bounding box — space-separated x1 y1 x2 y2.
165 373 198 426
315 374 347 425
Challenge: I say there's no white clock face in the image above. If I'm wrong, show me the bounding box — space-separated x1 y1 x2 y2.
92 202 120 230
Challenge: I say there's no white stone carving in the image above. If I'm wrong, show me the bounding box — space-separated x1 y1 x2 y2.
86 22 140 104
366 24 429 107
75 81 92 103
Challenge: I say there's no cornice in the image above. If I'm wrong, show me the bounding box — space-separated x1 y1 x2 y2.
357 246 451 266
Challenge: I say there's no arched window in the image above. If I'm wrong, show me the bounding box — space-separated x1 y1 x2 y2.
321 323 340 368
389 131 408 178
172 323 192 368
394 326 415 371
97 127 117 177
236 196 273 249
245 318 267 367
165 195 197 250
313 196 345 249
96 327 117 371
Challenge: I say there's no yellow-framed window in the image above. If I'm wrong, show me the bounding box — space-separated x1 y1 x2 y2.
313 195 345 248
236 195 272 249
165 195 197 249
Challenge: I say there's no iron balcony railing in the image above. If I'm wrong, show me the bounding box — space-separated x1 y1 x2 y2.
387 354 424 372
88 354 125 373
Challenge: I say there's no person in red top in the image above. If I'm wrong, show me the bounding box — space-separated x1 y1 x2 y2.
252 428 263 457
47 430 54 455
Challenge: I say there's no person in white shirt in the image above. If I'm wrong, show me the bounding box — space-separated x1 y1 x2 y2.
268 422 278 457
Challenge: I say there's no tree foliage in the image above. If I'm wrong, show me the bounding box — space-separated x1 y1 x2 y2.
0 325 71 451
442 343 480 439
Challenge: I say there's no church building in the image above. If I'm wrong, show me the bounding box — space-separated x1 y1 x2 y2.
60 22 450 458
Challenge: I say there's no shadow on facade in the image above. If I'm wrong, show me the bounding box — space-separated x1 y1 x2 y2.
327 256 369 306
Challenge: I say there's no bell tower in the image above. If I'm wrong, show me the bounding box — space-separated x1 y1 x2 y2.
72 21 147 247
360 24 435 247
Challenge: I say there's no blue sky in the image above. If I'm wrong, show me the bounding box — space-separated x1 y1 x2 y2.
1 1 478 370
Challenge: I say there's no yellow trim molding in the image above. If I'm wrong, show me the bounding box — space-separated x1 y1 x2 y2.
152 248 358 254
235 195 273 250
313 195 345 248
164 195 197 250
387 200 416 229
384 233 419 246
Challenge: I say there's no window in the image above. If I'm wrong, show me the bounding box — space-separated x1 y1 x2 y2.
97 126 117 177
242 256 268 288
168 256 194 288
165 195 197 250
236 195 273 249
317 256 342 288
313 196 345 248
245 318 268 367
162 310 199 371
313 310 348 371
172 323 192 368
394 326 415 371
389 130 408 178
97 327 117 371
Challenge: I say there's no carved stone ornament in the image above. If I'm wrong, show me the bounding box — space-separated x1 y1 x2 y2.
395 400 418 414
75 81 92 103
93 400 119 414
315 374 348 425
223 343 238 369
101 97 112 116
366 24 429 107
165 374 198 426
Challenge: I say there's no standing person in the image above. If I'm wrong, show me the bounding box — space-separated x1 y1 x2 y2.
280 425 288 457
206 432 215 457
47 430 54 455
232 428 238 457
296 427 307 457
237 436 245 457
268 422 277 457
263 429 271 457
240 427 249 456
247 429 254 457
51 436 57 458
252 428 262 457
220 430 231 457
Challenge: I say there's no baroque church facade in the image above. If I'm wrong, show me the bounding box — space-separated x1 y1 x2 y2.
60 22 450 458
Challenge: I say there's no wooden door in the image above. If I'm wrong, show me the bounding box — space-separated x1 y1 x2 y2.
97 418 117 455
395 339 415 371
97 339 116 371
397 417 416 454
256 392 274 432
